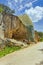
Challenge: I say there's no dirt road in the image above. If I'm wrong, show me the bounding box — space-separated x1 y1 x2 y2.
0 42 43 65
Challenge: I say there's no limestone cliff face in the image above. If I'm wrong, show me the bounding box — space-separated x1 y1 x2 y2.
0 13 34 42
18 14 34 41
1 13 27 40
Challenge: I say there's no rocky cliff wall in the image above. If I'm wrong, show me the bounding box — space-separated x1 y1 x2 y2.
0 13 34 42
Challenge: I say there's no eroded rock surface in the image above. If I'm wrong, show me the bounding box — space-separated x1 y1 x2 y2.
0 12 34 43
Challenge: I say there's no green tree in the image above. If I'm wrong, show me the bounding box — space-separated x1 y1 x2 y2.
0 6 4 13
0 4 15 14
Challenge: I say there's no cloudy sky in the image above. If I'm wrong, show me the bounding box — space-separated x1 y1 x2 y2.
0 0 43 32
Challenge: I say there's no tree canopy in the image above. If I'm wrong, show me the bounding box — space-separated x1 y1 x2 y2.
0 4 15 14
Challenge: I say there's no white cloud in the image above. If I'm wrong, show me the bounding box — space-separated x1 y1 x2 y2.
6 0 38 15
19 0 23 3
18 0 38 11
19 5 23 10
14 0 23 3
18 2 32 11
32 0 38 3
25 6 43 22
8 1 12 8
25 0 38 8
14 0 18 3
25 2 32 8
6 0 12 8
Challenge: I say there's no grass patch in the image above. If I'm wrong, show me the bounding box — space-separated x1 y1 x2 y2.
40 38 43 41
0 46 21 58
